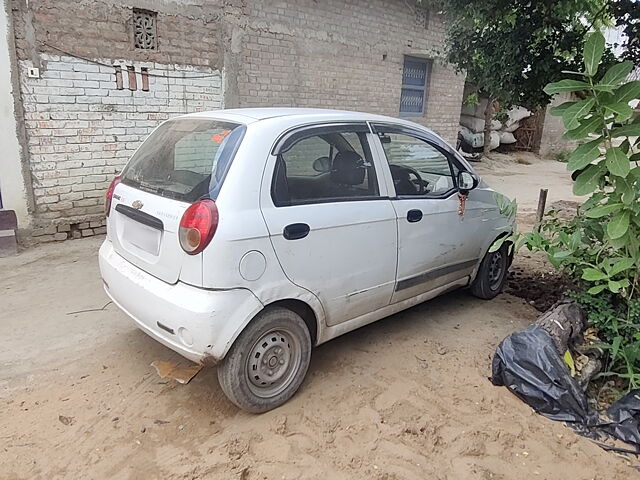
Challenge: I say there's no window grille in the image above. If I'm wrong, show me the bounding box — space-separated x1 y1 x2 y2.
415 6 429 29
133 9 157 50
400 56 431 116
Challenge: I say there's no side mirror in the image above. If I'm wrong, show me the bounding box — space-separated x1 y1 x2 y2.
457 170 479 193
312 156 331 173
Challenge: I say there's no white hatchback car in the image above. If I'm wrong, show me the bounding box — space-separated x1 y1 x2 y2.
99 108 514 412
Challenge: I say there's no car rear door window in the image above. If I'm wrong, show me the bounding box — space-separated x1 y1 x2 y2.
379 132 456 197
272 129 379 206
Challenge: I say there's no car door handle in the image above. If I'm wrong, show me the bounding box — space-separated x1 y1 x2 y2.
407 209 423 223
283 223 310 240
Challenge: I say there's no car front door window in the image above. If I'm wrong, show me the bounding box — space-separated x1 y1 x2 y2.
380 133 456 197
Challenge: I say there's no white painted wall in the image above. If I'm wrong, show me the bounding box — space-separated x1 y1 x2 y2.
18 53 223 239
0 1 31 227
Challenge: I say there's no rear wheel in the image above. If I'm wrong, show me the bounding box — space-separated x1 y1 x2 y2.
470 243 509 299
217 307 311 413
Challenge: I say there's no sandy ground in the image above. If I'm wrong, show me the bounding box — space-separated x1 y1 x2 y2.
474 152 582 221
1 156 638 479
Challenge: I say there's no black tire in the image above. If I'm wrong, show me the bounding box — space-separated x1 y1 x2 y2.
470 243 509 300
217 307 312 413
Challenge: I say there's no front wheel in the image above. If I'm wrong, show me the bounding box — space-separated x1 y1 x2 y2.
470 243 509 299
217 307 312 413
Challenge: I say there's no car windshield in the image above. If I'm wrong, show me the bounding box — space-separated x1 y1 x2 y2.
121 118 245 202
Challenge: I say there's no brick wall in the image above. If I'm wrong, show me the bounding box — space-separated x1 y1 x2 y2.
11 0 225 241
19 53 223 241
233 0 465 144
11 0 223 68
9 0 465 242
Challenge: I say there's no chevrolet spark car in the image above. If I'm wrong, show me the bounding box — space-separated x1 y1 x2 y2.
99 108 514 412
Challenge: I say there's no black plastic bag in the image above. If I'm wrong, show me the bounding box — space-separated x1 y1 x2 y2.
604 391 640 448
491 326 599 425
491 325 640 451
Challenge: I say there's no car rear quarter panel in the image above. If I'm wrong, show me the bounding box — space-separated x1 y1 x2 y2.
200 121 327 338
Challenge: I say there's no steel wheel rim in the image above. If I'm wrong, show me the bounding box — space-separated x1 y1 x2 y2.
246 328 302 398
488 251 505 290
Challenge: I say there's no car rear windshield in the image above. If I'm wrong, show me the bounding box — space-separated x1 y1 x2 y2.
121 118 245 202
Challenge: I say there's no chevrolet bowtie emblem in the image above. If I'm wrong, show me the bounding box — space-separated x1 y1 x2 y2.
132 200 144 210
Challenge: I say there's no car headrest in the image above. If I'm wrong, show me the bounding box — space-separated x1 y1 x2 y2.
330 151 365 186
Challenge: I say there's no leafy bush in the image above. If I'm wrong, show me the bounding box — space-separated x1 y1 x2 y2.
495 30 640 392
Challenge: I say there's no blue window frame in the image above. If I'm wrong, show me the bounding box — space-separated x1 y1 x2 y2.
400 56 431 116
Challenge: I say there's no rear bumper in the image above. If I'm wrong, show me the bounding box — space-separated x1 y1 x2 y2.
99 239 264 364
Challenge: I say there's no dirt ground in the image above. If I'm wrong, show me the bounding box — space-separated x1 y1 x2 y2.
1 155 638 479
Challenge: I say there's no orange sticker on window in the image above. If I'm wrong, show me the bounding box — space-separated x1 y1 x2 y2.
211 130 232 144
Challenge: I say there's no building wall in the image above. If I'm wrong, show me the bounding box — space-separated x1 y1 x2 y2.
7 0 465 242
538 92 578 158
0 0 31 228
18 54 223 240
10 0 225 241
230 0 465 144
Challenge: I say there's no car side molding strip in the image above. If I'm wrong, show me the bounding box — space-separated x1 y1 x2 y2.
395 259 478 292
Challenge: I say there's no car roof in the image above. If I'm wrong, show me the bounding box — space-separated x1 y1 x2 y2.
179 108 437 134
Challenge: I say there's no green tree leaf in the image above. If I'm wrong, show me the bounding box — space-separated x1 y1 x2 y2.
549 101 575 116
584 203 623 218
611 336 622 361
591 84 616 93
617 178 636 205
562 98 596 130
609 258 635 276
583 31 605 76
608 280 620 293
573 164 603 195
488 235 507 253
620 139 631 154
563 350 576 376
611 123 640 137
607 211 631 239
544 79 591 95
609 232 629 250
565 116 603 140
605 147 630 177
598 61 634 89
614 80 640 104
605 102 634 122
566 137 601 171
552 250 573 261
582 268 608 281
587 284 607 294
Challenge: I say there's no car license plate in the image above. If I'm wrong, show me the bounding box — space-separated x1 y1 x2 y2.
122 216 161 256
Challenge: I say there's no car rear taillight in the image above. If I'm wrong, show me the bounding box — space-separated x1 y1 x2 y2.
105 176 121 216
179 199 219 255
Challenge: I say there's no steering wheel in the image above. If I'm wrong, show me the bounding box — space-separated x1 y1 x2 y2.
389 164 426 195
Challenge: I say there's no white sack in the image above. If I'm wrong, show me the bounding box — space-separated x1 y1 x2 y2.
499 131 517 144
459 126 500 150
460 114 502 133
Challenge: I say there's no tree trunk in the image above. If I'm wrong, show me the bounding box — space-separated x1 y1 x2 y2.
534 299 586 354
483 98 494 156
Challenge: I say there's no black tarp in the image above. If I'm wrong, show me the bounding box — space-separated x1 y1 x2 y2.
491 325 640 452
